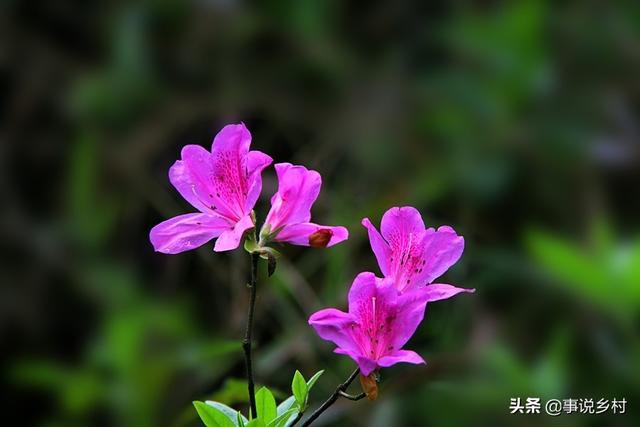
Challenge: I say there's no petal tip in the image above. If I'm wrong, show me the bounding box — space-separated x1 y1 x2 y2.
326 226 349 247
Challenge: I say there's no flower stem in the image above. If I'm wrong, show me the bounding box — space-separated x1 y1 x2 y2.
242 252 259 418
297 368 362 427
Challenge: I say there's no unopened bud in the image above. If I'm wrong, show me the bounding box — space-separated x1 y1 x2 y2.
309 229 333 247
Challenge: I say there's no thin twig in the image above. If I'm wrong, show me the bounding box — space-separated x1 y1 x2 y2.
296 368 361 427
338 390 366 401
242 252 260 418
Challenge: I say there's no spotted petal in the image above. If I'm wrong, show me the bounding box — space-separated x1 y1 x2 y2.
362 206 465 292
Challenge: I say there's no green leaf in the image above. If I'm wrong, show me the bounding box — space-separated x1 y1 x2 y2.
246 419 266 427
255 387 277 424
276 396 296 417
237 411 246 427
267 408 298 427
291 371 308 408
306 370 324 391
205 401 248 426
194 401 236 427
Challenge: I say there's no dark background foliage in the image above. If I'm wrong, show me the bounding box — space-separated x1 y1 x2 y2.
2 1 639 426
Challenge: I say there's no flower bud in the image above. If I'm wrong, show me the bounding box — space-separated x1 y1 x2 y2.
308 229 333 247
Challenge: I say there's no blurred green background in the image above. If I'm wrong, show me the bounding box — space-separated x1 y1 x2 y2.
2 0 640 426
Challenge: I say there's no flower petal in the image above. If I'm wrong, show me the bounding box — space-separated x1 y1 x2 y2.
273 222 348 247
333 349 379 376
377 350 425 368
346 272 382 315
388 288 431 349
361 218 391 276
169 146 217 214
424 283 475 302
208 123 253 219
211 122 251 156
378 206 430 291
419 226 465 283
244 150 273 213
355 355 379 376
150 212 231 254
308 308 359 355
213 214 254 252
380 206 425 244
374 207 466 291
265 163 322 231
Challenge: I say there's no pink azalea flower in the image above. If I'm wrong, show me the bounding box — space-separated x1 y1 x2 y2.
150 123 272 253
261 163 348 248
362 206 473 297
309 272 431 376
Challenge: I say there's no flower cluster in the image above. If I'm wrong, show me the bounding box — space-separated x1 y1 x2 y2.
151 123 474 426
309 206 474 376
150 123 348 254
150 122 473 386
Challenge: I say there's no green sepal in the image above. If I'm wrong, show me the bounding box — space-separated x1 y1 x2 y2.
258 246 282 260
244 238 260 254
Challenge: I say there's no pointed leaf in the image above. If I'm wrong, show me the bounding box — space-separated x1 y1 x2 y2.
237 411 246 427
255 387 277 423
291 371 308 408
205 401 247 426
306 370 324 391
276 396 296 417
194 401 236 427
267 409 298 427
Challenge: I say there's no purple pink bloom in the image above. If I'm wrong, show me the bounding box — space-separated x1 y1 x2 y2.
309 272 431 376
309 206 474 375
261 163 348 248
150 123 272 253
362 206 472 298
